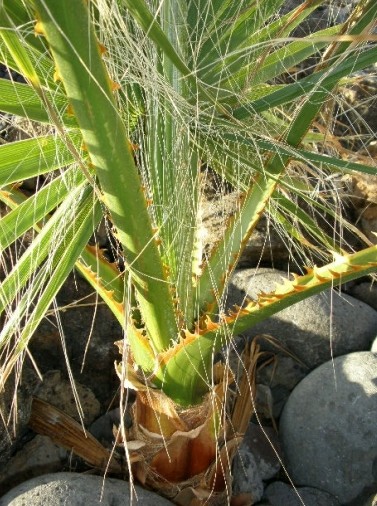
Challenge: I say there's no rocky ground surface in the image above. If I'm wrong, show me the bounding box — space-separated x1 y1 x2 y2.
1 2 377 505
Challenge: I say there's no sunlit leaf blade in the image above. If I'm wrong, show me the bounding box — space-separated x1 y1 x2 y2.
241 26 338 88
193 0 324 89
0 182 91 315
0 185 101 381
0 4 42 88
0 180 129 337
0 167 85 250
228 133 377 178
77 246 126 327
0 78 76 126
194 0 285 74
233 45 377 119
119 0 192 81
143 1 200 328
0 134 83 186
270 192 345 254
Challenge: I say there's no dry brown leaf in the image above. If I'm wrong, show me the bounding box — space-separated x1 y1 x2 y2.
29 397 122 474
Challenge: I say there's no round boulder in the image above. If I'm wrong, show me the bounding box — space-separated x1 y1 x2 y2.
0 472 174 505
279 352 377 504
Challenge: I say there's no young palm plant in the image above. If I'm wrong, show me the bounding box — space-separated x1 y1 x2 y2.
1 0 377 503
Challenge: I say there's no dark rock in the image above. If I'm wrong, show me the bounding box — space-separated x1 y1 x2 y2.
0 365 39 470
255 384 274 420
257 355 308 392
264 481 340 506
241 423 281 481
362 493 377 506
349 281 377 311
29 273 121 407
0 370 101 496
35 370 100 425
89 408 123 447
232 448 264 502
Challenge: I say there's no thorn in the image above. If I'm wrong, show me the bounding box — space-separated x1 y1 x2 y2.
312 266 329 282
111 80 121 92
331 251 346 263
53 69 61 83
66 104 75 116
34 21 44 37
128 141 139 152
98 43 107 56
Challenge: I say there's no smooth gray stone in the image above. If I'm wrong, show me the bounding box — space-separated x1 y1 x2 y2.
279 352 377 504
227 268 377 369
0 472 174 505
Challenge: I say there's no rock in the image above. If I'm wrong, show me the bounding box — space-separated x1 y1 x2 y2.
257 355 308 392
240 424 281 481
350 173 377 210
257 355 309 417
227 268 377 369
29 273 121 406
0 366 39 470
218 335 247 381
279 352 377 504
337 75 377 152
280 1 355 47
255 384 274 420
264 481 340 506
362 493 377 506
0 472 174 505
347 173 377 244
89 408 123 447
349 281 377 311
35 370 100 425
372 337 377 353
269 385 291 419
0 371 102 496
232 448 264 503
0 436 68 497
